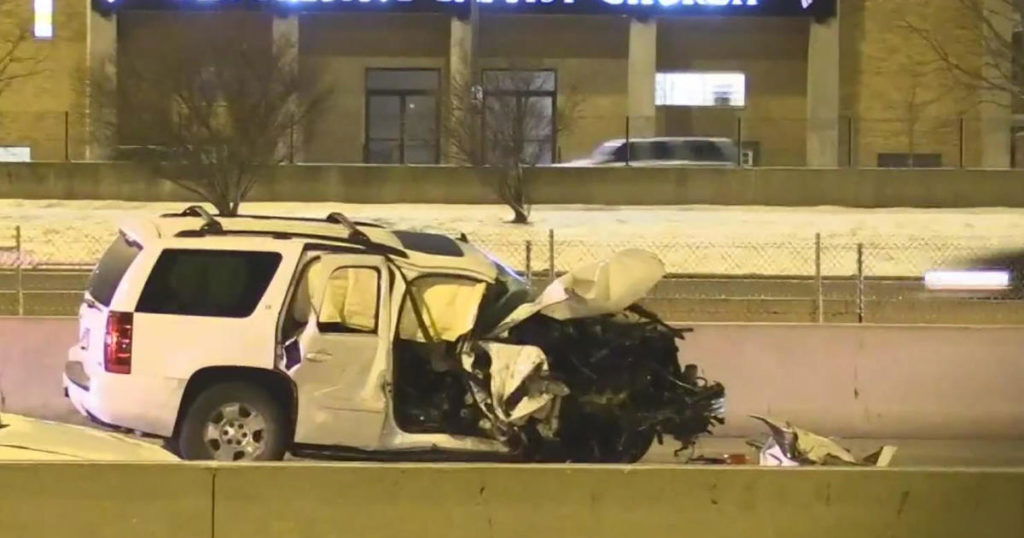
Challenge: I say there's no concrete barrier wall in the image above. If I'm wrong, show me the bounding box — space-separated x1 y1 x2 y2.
0 462 212 537
211 465 1024 538
4 317 1024 439
0 463 1021 538
5 161 1024 207
686 324 1024 439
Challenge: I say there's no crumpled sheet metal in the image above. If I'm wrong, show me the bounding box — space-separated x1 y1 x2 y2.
485 342 558 425
461 342 567 439
488 249 665 337
751 415 894 467
541 248 666 320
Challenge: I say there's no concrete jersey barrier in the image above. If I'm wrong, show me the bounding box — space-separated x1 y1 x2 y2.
0 462 1020 538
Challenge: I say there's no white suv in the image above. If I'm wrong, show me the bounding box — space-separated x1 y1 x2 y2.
563 137 740 167
63 206 724 462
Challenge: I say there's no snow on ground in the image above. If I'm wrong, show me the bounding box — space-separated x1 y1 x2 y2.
2 200 1023 276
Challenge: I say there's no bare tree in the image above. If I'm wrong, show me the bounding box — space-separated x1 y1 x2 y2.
883 62 957 165
0 6 44 103
903 0 1020 104
446 68 585 224
112 17 326 216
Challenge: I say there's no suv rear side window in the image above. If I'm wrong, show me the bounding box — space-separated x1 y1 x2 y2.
87 232 142 307
136 250 282 318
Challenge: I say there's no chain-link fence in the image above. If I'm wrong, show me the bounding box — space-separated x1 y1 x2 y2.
3 223 1022 322
0 225 105 316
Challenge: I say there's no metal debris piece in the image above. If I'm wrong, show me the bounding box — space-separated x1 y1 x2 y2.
750 415 896 467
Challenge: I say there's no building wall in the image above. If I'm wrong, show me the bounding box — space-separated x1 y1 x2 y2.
300 13 449 163
117 10 274 148
0 0 88 161
657 17 810 167
842 0 987 168
479 14 630 162
0 1 1009 168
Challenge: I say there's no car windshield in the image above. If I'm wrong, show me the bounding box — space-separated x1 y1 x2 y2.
472 256 534 336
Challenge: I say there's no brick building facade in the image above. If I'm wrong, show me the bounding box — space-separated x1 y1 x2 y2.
0 0 1014 168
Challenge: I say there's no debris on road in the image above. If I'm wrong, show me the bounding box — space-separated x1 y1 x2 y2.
750 415 897 467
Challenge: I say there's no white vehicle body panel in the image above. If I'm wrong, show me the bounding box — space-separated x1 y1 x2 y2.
289 254 391 448
131 241 302 379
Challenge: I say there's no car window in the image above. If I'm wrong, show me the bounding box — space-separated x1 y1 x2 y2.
681 140 730 162
136 249 281 318
316 266 380 334
398 275 487 342
610 142 654 162
87 232 142 307
650 141 673 161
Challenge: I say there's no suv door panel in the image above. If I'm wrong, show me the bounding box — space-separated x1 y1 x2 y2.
287 254 390 449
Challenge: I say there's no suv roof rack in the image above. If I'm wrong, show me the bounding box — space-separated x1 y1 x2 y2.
171 228 409 259
159 209 386 229
180 206 223 233
326 212 371 243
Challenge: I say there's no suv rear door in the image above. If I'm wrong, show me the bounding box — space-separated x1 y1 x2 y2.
285 254 391 449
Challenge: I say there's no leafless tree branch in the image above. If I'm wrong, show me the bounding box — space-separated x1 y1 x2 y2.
445 64 586 223
0 10 45 101
903 0 1023 104
105 17 329 215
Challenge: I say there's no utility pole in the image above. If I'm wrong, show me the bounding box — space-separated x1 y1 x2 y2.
469 0 481 89
468 0 483 159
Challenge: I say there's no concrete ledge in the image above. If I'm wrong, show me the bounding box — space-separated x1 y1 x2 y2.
0 463 1020 538
210 464 1024 538
0 462 213 537
5 162 1024 207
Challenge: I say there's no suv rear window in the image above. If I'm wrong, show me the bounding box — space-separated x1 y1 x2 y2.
87 232 142 307
136 250 282 318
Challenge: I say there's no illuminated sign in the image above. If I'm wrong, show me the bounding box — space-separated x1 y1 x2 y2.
92 0 836 18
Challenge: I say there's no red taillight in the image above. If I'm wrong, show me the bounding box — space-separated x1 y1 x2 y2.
104 311 133 374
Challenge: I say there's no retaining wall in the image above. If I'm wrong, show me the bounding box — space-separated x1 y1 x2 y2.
4 162 1024 207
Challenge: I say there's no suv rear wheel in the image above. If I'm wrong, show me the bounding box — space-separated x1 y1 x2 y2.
176 382 287 461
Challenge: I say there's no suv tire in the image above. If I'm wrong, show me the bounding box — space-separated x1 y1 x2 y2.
176 382 287 461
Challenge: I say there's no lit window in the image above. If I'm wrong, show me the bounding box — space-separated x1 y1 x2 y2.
655 72 745 107
0 147 31 162
34 0 53 39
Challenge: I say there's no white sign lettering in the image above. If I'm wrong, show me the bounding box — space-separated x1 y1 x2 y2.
270 0 760 5
604 0 758 5
98 0 827 13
